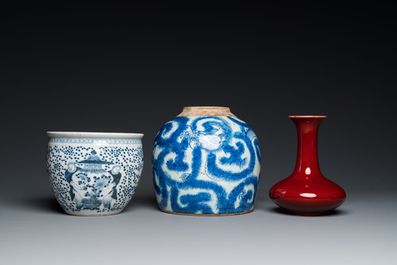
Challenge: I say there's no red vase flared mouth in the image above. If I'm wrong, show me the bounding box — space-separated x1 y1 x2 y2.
289 115 327 119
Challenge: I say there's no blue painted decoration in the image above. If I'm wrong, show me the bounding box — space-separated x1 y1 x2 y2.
47 139 143 215
152 116 261 215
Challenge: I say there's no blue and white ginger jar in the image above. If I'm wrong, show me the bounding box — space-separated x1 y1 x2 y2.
46 132 144 216
152 106 261 215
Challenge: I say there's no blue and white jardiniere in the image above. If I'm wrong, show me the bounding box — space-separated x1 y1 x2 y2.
46 132 144 216
152 106 261 215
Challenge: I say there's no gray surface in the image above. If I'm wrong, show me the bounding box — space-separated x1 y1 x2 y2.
1 192 396 265
1 3 396 265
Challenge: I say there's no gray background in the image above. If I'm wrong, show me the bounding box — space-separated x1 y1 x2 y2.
1 2 396 264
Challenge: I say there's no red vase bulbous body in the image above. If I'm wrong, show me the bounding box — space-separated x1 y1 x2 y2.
269 116 346 216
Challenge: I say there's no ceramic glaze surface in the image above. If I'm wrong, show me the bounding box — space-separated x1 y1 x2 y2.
46 132 143 216
153 110 261 215
269 116 346 215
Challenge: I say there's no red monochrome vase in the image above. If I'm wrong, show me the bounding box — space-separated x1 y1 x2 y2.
269 115 346 215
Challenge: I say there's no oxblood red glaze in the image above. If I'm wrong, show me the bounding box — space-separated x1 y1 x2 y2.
269 116 346 215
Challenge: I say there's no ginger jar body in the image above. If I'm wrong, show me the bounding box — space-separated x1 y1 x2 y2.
152 107 261 215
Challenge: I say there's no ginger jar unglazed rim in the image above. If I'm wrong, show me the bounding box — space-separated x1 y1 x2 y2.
47 131 144 139
177 106 236 117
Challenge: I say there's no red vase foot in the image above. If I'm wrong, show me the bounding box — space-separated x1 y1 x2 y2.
270 192 346 216
285 210 333 216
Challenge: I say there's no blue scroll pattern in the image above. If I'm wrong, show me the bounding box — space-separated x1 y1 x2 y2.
152 116 261 214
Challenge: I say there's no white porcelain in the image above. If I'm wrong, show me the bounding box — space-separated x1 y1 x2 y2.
152 107 261 215
46 131 144 216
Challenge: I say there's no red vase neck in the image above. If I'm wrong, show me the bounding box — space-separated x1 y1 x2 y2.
290 116 326 177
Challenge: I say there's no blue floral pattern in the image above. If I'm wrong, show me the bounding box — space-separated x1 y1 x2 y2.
152 116 261 215
47 139 143 215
